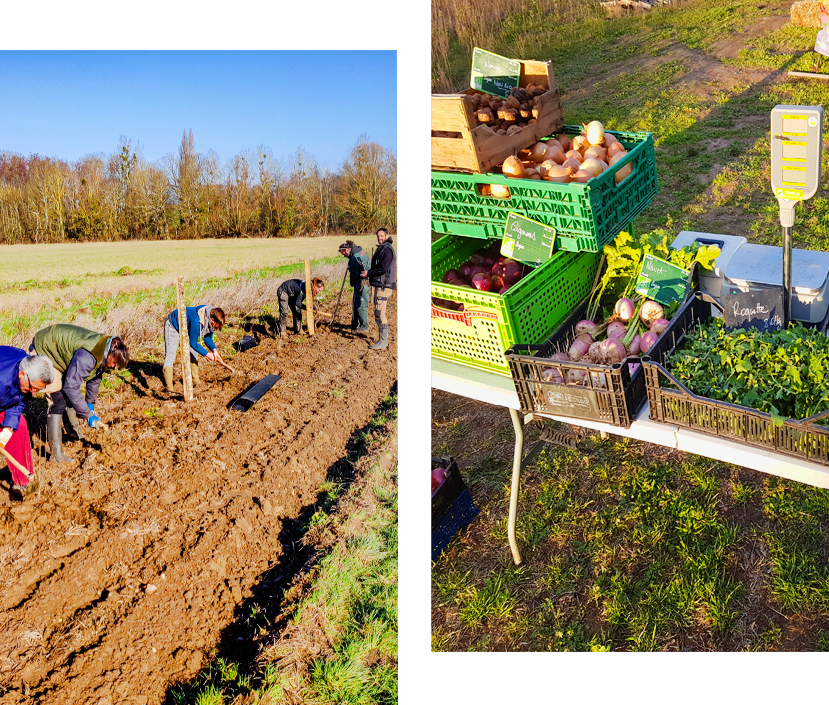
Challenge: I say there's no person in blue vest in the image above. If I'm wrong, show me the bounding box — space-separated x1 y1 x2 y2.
0 348 55 495
30 325 130 463
162 305 226 392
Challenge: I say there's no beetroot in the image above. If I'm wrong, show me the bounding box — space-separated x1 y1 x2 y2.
471 273 493 291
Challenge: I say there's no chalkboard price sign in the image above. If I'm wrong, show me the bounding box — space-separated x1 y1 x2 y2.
634 254 691 305
500 212 556 265
721 284 785 333
470 48 521 98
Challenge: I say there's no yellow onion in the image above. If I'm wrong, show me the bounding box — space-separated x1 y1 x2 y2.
580 158 605 177
562 157 582 171
571 169 593 183
529 141 550 163
571 134 589 152
545 143 565 165
607 141 626 158
554 134 570 152
564 149 583 163
502 155 525 178
524 167 540 179
544 164 572 183
490 184 511 198
609 152 632 184
604 132 620 147
583 120 605 145
537 159 555 179
584 146 607 162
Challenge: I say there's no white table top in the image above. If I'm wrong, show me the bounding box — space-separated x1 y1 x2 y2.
431 356 829 490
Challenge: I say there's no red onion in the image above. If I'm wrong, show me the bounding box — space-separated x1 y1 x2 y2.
442 269 460 283
471 273 493 291
459 261 474 280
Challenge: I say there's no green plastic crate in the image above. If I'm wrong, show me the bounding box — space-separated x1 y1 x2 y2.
431 235 601 376
431 126 658 252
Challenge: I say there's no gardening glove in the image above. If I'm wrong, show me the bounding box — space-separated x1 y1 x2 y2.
88 403 94 412
87 415 108 431
0 427 12 449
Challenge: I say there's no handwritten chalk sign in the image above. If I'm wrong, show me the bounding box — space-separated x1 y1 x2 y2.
634 254 690 305
721 284 785 333
471 48 521 98
500 212 556 265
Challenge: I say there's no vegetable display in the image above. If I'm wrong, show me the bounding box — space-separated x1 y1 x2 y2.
469 84 551 135
667 319 829 426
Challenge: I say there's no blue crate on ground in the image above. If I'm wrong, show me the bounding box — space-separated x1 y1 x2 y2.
431 488 480 561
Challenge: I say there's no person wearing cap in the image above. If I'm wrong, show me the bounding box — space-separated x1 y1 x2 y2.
31 325 130 462
276 278 325 338
162 305 226 392
338 240 371 333
360 227 396 350
0 348 56 496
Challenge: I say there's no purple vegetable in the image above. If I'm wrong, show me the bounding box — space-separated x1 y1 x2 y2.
615 298 635 321
566 368 587 385
606 321 626 339
576 332 594 346
568 337 591 361
599 338 626 365
627 334 641 356
650 318 670 334
541 367 564 384
640 330 659 354
575 319 597 337
587 340 603 362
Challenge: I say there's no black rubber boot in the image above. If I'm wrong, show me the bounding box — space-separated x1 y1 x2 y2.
369 324 389 350
47 414 71 463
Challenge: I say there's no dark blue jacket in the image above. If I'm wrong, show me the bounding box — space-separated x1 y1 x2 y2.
168 305 217 358
0 346 29 431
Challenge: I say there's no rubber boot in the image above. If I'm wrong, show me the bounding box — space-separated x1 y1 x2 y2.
190 362 200 386
64 408 86 442
47 414 71 463
369 324 389 350
162 367 175 392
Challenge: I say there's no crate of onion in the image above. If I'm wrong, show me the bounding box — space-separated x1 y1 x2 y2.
505 274 696 428
431 59 564 174
431 124 658 253
431 234 601 376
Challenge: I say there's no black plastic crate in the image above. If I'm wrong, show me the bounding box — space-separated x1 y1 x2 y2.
505 264 698 428
432 489 480 561
431 456 465 528
643 292 829 467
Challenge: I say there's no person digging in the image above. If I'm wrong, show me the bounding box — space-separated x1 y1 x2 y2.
30 324 130 463
162 305 226 393
0 348 57 497
338 240 371 334
276 278 324 338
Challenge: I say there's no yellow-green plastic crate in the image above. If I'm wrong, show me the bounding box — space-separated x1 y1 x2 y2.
430 126 657 252
431 235 601 376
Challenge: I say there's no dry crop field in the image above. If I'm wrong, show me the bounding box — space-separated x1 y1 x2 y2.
0 237 397 702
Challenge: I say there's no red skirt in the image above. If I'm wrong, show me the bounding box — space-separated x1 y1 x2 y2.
0 410 33 486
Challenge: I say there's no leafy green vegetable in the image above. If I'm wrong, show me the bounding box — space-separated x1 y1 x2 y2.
667 318 829 424
587 229 720 320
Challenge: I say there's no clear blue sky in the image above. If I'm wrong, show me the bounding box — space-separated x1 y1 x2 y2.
0 50 396 169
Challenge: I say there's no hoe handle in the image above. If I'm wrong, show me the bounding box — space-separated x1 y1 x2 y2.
0 446 33 479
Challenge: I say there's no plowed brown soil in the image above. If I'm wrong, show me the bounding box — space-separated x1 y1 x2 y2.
0 300 397 704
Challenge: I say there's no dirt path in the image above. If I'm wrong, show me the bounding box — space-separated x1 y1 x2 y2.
0 301 397 704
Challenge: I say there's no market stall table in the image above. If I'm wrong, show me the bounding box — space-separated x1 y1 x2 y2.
432 357 829 565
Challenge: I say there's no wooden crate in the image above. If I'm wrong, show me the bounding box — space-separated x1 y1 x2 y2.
431 59 564 174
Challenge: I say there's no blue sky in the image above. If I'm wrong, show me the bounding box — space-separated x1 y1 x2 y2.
0 51 396 169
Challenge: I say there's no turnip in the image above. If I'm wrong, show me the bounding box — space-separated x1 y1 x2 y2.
649 318 670 335
575 319 597 337
566 368 587 385
589 371 608 389
640 300 664 327
606 321 626 339
568 337 591 361
576 332 594 346
615 297 635 321
627 334 641 356
587 340 603 363
639 330 659 354
541 367 564 384
599 338 626 365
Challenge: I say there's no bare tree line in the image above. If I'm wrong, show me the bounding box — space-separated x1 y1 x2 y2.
0 131 396 243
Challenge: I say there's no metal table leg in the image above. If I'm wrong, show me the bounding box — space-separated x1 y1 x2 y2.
507 407 523 566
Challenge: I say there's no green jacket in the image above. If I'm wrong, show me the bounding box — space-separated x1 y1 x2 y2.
33 324 109 381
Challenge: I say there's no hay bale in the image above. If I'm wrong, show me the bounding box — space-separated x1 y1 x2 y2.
792 0 823 28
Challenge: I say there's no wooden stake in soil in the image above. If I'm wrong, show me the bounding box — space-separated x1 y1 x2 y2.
304 259 315 336
176 276 194 402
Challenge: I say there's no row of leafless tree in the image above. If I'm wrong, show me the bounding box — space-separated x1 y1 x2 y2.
0 131 397 243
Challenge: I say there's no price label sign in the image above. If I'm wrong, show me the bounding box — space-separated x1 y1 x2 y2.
470 48 521 98
722 284 785 333
500 212 556 266
634 254 690 305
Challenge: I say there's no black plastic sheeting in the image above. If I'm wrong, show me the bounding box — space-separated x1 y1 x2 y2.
228 374 281 412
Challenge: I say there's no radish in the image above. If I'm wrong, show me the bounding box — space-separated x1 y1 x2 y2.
640 300 664 327
649 318 670 335
575 319 597 337
640 330 658 354
615 298 635 321
606 321 626 339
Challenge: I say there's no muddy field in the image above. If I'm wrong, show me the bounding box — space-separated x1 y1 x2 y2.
0 302 397 704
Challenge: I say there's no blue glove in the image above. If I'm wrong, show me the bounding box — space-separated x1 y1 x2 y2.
88 414 102 428
88 403 95 412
